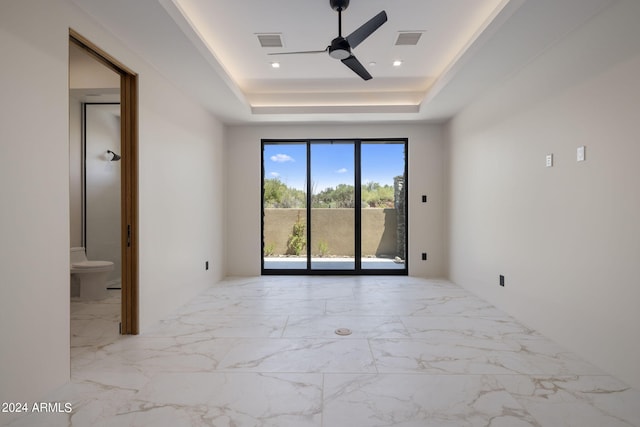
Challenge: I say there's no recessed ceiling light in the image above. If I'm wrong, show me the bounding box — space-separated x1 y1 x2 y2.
368 61 376 67
393 60 403 67
271 62 280 68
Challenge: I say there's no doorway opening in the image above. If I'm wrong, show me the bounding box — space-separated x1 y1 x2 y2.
69 30 139 334
262 139 408 275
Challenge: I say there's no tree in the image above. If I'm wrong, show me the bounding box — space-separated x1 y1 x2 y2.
263 178 286 206
263 178 306 208
313 184 355 208
362 183 394 207
265 178 395 208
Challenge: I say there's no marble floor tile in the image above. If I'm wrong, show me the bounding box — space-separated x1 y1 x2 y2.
283 315 410 339
497 375 640 427
5 276 640 427
70 290 121 352
144 314 289 338
171 295 327 317
216 338 377 373
323 373 540 427
370 337 603 376
263 285 356 300
6 373 323 427
325 297 436 316
71 336 242 385
400 314 541 341
135 372 323 427
325 293 509 318
416 294 512 318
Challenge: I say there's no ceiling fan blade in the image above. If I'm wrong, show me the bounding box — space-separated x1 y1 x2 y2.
346 10 387 49
341 55 372 81
268 47 329 56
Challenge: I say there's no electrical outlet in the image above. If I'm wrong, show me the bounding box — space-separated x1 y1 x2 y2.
545 154 553 167
205 261 209 270
422 253 427 261
422 195 427 203
499 275 505 287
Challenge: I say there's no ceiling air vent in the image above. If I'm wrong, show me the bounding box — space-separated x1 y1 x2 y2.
256 34 283 48
395 32 423 46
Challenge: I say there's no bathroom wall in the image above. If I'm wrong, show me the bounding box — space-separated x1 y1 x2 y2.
69 40 121 250
84 103 121 285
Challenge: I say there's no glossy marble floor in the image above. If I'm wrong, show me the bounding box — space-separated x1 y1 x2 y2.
6 276 640 426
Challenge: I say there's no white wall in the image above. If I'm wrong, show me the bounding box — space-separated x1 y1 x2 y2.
447 0 640 389
226 123 446 278
69 94 83 247
0 1 74 413
0 0 226 414
138 68 226 331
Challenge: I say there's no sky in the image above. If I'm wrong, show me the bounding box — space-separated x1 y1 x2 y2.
264 142 405 192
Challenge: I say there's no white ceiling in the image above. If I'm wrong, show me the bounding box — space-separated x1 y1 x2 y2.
170 0 505 107
70 0 615 124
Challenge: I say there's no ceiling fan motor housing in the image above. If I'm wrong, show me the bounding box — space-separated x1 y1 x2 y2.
329 37 351 59
330 0 350 11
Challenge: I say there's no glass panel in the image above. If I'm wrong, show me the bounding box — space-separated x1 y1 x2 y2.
361 142 406 270
310 143 355 270
263 143 307 270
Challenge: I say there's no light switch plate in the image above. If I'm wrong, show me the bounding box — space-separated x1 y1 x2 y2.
577 146 586 162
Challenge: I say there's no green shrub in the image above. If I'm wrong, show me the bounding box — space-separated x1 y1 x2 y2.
263 242 275 257
286 215 306 255
318 241 329 257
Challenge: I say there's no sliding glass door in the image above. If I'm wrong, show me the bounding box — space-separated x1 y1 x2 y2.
262 143 307 270
310 142 355 270
262 139 407 275
360 142 406 271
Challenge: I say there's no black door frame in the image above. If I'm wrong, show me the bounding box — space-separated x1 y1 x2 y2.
261 138 408 276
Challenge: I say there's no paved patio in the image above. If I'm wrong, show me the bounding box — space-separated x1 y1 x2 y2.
264 257 405 270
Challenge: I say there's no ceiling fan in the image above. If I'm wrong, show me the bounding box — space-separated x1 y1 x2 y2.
269 0 387 81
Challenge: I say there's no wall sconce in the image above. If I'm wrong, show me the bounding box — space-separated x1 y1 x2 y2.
107 150 121 161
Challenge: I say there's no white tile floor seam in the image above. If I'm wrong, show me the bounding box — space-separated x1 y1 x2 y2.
3 276 640 426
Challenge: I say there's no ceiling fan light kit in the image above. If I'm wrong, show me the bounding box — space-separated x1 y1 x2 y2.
269 0 387 81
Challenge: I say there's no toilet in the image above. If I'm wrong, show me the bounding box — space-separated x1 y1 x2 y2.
70 247 114 300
